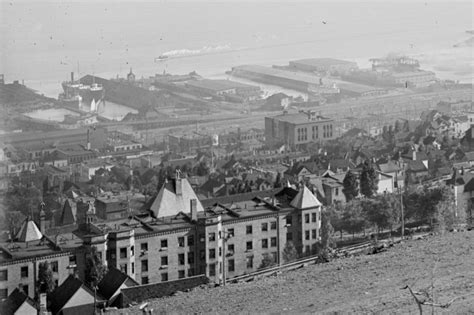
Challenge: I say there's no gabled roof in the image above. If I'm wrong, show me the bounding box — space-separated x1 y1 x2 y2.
148 177 204 218
16 217 43 242
406 160 428 172
98 268 138 301
0 288 36 315
290 185 322 209
377 161 400 173
49 275 95 315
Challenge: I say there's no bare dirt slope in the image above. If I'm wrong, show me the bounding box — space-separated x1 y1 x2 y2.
125 231 474 314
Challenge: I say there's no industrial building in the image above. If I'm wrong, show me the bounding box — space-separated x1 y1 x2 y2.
231 65 386 97
185 79 261 100
265 111 336 148
289 58 358 74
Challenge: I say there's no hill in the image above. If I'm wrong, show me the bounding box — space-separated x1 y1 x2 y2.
123 231 474 314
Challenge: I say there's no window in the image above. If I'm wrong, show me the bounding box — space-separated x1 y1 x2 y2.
246 225 253 234
312 213 317 223
286 232 293 241
208 232 216 242
22 285 28 295
305 213 310 224
51 261 58 273
246 256 253 269
246 241 253 251
141 260 148 272
21 266 28 278
209 263 216 276
219 247 222 257
120 263 127 274
272 252 278 263
305 230 310 240
120 247 127 259
188 235 194 246
228 259 235 272
69 256 76 265
270 221 277 230
141 276 149 284
262 239 268 249
161 239 168 249
0 289 7 299
286 216 292 226
271 237 277 247
209 249 216 259
178 270 185 279
188 268 195 277
335 188 339 196
178 253 185 265
161 273 168 282
312 229 317 239
141 243 148 253
261 223 268 232
227 244 234 255
188 252 195 264
199 234 205 243
178 237 185 247
131 262 134 274
131 246 135 257
227 228 234 237
305 245 311 253
161 256 168 267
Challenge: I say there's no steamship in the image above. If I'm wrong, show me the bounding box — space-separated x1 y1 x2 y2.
59 72 105 112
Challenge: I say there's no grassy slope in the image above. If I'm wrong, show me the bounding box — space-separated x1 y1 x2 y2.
123 231 474 314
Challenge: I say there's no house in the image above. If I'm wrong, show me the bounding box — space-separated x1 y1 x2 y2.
405 160 429 183
321 177 345 205
0 288 37 315
376 171 394 194
284 164 317 183
377 161 404 189
97 268 138 307
48 275 96 315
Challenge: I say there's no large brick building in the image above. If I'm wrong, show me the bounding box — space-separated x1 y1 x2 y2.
265 111 335 148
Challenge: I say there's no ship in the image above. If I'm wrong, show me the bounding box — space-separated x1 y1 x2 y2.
59 72 104 112
154 55 169 62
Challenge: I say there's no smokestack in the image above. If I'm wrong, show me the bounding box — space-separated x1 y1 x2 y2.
190 199 197 221
71 72 74 83
175 177 182 196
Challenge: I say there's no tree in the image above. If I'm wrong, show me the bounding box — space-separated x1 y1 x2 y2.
360 162 378 198
84 246 107 288
342 170 359 201
362 198 393 235
326 204 344 239
38 261 55 294
341 200 367 238
282 241 299 263
259 253 276 269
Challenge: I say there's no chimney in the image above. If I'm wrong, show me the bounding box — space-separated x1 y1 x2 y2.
40 208 46 233
190 199 197 221
71 72 74 83
412 149 416 161
175 174 182 196
86 129 91 150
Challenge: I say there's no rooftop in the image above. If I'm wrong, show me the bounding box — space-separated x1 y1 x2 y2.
269 112 333 125
186 79 259 92
290 58 357 67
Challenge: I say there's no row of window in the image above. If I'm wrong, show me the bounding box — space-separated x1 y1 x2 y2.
297 124 334 142
297 127 308 142
305 229 319 240
0 261 59 281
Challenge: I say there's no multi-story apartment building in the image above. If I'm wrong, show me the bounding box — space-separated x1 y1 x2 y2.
265 111 335 148
75 176 322 285
1 176 323 299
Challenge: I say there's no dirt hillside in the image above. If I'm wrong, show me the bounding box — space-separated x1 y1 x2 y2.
122 231 474 314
